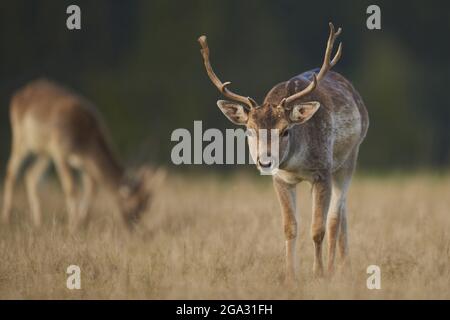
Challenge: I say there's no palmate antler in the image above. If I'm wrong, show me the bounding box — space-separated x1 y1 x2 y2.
280 22 343 108
198 35 258 109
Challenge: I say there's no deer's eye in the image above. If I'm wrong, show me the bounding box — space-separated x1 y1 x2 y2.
281 129 290 137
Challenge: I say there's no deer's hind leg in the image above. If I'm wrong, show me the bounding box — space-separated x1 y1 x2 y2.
326 148 358 274
311 172 332 278
2 140 27 224
25 155 50 227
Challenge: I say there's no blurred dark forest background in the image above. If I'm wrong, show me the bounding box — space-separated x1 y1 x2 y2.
0 0 449 174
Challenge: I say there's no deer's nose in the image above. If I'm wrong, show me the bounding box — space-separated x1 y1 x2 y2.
258 159 272 168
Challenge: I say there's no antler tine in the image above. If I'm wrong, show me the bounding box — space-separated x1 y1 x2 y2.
279 22 343 108
317 22 343 81
331 42 342 66
198 35 257 109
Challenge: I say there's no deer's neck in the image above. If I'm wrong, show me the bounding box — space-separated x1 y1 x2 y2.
85 136 126 192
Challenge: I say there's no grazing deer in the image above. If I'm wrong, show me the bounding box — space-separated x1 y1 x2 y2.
198 23 369 281
2 79 164 229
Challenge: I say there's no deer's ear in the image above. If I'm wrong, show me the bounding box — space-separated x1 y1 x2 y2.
136 166 166 193
217 100 249 125
289 101 321 124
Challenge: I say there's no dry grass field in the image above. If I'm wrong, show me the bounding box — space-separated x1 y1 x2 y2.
0 172 449 299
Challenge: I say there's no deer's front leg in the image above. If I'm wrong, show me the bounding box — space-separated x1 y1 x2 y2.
273 176 297 284
311 172 332 278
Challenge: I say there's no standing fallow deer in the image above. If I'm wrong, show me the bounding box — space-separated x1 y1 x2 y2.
198 23 369 281
2 79 165 229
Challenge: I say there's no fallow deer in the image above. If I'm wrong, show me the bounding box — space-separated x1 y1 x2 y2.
198 23 369 281
2 79 164 229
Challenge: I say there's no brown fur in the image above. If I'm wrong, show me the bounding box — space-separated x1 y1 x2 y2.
214 69 369 282
2 79 161 230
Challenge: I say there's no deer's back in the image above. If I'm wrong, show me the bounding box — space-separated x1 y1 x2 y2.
10 79 110 156
310 70 369 144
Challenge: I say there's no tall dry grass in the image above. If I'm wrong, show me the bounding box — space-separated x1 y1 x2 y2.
0 172 449 299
